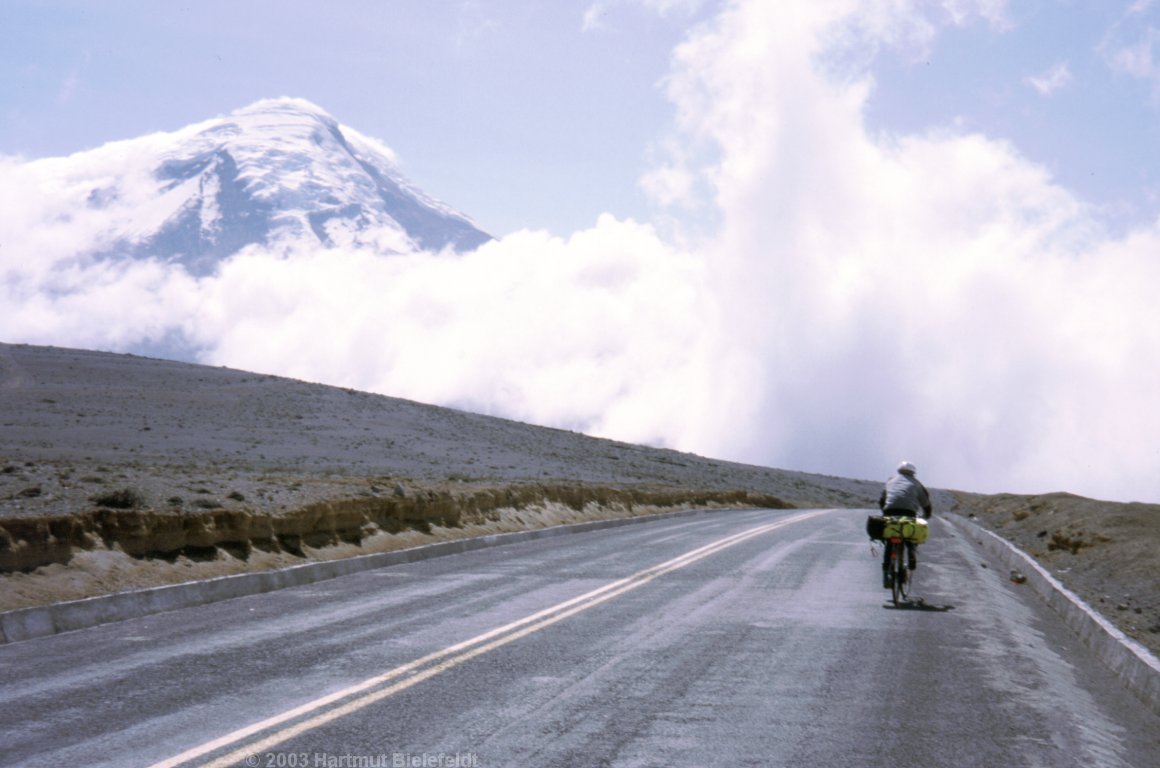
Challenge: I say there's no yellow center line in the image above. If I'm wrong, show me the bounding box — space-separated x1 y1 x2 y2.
151 509 829 768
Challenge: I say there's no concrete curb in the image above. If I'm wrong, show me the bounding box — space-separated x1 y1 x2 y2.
946 513 1160 718
0 506 729 645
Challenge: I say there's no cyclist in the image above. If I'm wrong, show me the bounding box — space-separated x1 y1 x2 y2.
878 461 932 577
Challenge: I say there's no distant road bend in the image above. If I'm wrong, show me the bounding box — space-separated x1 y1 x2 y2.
2 507 1158 767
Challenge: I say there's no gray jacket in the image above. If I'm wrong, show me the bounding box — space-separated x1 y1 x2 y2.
878 472 932 518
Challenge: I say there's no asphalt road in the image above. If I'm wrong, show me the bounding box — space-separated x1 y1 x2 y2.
3 508 1158 767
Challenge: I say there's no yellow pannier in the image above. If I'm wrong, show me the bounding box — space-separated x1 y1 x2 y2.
881 516 929 544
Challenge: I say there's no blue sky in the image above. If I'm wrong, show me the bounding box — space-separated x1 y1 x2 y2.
4 0 1160 502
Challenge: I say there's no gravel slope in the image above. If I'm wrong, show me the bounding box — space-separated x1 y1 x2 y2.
1 342 1156 657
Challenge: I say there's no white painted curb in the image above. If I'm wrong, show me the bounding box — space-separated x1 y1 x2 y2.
0 506 730 645
947 513 1160 717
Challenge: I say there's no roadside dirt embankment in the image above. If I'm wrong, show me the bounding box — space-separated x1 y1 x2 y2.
952 490 1160 658
0 483 790 574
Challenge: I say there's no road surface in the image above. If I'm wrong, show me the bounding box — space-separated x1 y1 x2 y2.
3 507 1158 767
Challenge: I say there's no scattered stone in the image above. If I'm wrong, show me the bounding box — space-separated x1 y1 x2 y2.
18 486 42 498
90 487 145 509
1048 529 1087 555
1010 570 1027 584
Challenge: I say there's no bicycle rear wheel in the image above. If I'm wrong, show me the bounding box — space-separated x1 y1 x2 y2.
890 541 909 606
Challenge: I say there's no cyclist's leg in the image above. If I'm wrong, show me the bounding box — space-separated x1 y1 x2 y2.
907 541 917 570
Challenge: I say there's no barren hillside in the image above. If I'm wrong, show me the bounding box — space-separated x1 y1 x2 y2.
1 342 1156 657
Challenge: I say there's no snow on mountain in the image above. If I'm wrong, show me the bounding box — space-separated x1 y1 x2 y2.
53 98 493 274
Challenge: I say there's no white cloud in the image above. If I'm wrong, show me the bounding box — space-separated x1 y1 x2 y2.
1 193 709 452
641 0 1160 500
1026 61 1072 95
1109 28 1160 80
57 71 81 105
189 216 713 449
639 137 699 208
583 0 708 32
582 2 613 31
815 0 1011 75
1101 1 1160 91
454 1 501 49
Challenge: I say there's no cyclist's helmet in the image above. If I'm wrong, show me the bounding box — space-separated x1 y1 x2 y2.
897 461 917 475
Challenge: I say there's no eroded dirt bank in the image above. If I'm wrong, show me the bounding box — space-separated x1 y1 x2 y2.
0 480 788 577
0 484 790 611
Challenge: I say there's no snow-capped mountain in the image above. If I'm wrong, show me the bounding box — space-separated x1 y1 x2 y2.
59 98 492 274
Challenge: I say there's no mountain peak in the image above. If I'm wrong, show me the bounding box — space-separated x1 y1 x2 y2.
86 98 492 274
223 98 356 146
233 96 335 119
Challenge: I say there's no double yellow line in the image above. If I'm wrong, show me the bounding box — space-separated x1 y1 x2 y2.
152 509 828 767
